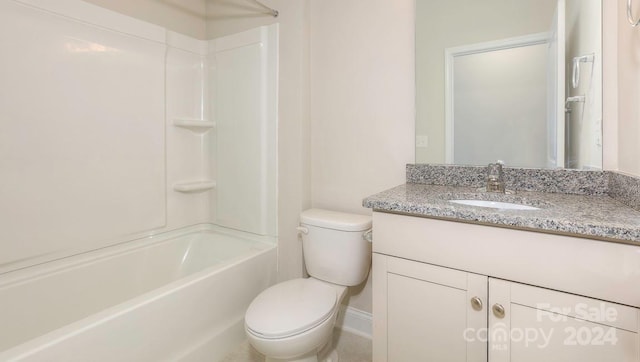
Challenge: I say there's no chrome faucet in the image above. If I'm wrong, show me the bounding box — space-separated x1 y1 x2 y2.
486 161 505 193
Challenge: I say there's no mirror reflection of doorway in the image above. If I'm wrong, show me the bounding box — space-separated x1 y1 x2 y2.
445 35 556 168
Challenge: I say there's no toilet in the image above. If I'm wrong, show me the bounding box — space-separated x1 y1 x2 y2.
244 208 372 362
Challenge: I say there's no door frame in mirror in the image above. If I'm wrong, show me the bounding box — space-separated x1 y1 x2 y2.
444 32 550 164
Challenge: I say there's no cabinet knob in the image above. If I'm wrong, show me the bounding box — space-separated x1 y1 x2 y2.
470 296 483 311
492 303 506 318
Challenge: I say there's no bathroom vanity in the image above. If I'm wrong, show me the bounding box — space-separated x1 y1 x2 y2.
364 165 640 362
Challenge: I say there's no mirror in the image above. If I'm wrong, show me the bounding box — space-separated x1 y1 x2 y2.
416 0 602 169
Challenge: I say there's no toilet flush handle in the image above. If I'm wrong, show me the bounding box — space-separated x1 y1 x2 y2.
296 226 309 235
363 229 373 243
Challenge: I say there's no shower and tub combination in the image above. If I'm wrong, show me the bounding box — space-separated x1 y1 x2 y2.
0 0 278 360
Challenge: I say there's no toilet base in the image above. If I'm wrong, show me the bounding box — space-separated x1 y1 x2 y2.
321 349 339 362
317 336 339 362
263 335 339 362
265 351 317 362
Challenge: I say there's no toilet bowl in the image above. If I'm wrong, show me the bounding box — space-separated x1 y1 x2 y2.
245 278 347 361
244 209 372 362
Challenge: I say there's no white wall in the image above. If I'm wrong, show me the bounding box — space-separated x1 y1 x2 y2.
309 0 415 313
0 1 212 272
165 37 213 233
210 26 278 237
82 0 207 39
206 0 311 282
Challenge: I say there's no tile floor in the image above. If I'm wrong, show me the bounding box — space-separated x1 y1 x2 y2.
220 328 372 362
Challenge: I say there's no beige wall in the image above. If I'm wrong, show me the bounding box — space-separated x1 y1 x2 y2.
616 0 640 176
206 0 312 283
309 0 415 313
82 0 207 39
603 1 619 171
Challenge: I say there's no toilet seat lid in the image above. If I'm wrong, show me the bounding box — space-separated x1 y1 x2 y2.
245 278 337 339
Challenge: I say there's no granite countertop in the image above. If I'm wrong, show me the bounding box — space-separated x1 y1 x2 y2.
363 179 640 245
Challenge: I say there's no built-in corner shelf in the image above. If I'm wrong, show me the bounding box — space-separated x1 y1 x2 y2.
173 119 215 133
173 180 216 193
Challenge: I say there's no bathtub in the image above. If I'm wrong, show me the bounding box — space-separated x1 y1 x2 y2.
0 225 277 361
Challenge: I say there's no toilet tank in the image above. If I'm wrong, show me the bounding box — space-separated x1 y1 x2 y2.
299 209 372 286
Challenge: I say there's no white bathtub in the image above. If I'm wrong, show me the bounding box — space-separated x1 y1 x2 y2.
0 225 277 361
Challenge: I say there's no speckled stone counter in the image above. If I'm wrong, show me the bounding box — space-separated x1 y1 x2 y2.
363 165 640 244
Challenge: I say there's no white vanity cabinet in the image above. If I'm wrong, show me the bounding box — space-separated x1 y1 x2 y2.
488 279 639 362
372 212 640 362
373 253 488 361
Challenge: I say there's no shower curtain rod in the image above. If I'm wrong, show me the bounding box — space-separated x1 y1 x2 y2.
252 0 278 17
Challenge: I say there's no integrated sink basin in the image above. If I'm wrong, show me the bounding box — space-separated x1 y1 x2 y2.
449 199 540 211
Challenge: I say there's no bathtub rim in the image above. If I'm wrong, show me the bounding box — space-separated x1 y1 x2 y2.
0 223 276 290
0 225 277 358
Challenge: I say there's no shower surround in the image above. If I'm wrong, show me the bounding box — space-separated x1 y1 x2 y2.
0 0 278 359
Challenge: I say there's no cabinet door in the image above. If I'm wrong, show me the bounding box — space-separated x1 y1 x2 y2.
489 278 640 362
373 253 488 362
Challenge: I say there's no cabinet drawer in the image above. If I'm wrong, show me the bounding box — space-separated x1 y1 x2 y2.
386 256 468 289
372 212 640 307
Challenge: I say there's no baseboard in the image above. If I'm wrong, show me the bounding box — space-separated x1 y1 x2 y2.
335 305 372 340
